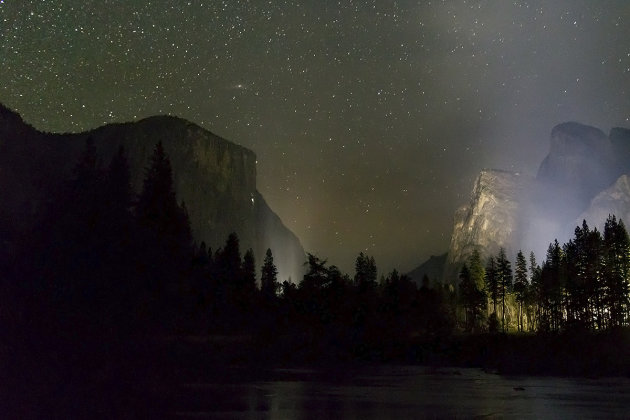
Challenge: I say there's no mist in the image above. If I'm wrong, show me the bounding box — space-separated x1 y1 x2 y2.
519 122 628 264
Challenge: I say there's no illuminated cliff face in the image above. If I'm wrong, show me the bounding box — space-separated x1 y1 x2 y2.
0 105 305 283
444 122 630 285
444 169 530 284
579 175 630 231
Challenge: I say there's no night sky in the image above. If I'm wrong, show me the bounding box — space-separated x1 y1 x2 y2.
1 1 629 274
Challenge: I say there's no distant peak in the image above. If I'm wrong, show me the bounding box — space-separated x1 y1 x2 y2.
0 102 25 123
480 168 519 175
610 127 630 142
551 121 606 140
136 114 192 125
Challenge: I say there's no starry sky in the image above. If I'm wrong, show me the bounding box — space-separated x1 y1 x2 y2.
1 1 629 275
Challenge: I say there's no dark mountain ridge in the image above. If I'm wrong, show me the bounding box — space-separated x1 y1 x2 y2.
0 103 305 283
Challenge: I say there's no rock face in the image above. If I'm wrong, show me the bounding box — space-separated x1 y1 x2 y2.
528 122 630 256
535 122 621 235
537 122 616 211
443 170 530 283
578 175 630 230
442 122 630 285
610 127 630 176
406 253 447 288
0 104 305 283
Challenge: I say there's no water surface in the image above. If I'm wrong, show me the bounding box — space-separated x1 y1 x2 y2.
175 366 630 418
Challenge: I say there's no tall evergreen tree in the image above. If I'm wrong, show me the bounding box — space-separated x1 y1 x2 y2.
54 137 106 317
261 248 279 299
105 145 133 218
459 250 487 332
299 254 332 326
242 248 257 290
459 263 473 330
469 249 488 330
72 137 101 190
603 215 630 328
301 253 329 292
571 221 594 328
135 142 192 325
216 232 242 286
582 224 604 329
513 250 528 332
136 141 191 256
137 141 175 228
236 248 258 322
69 136 105 234
541 240 565 332
563 237 579 327
469 249 486 294
382 269 417 336
529 251 542 331
496 248 513 332
485 256 499 317
354 252 377 291
101 145 137 322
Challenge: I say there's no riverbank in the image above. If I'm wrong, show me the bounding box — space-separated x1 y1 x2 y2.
5 327 630 417
164 327 630 378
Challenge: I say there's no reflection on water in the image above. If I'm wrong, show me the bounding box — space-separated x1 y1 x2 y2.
175 366 630 419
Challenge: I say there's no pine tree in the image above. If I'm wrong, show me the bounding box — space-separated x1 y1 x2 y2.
242 248 256 290
136 141 191 256
496 248 512 332
105 145 132 218
261 248 279 299
603 215 630 328
238 248 257 317
72 137 101 189
485 256 499 318
459 250 487 332
513 250 528 332
459 263 474 331
469 249 486 292
570 221 594 329
301 253 329 292
468 249 487 329
70 136 104 234
137 141 175 229
541 240 565 332
354 252 377 291
102 145 135 265
529 251 542 331
55 137 105 316
582 224 604 329
135 142 192 324
216 232 242 286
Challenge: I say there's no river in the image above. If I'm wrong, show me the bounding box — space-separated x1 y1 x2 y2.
172 365 630 418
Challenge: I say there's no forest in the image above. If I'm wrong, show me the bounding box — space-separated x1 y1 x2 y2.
2 139 630 415
459 216 630 335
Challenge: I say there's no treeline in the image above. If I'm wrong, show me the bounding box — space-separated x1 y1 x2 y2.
188 242 455 360
2 139 456 352
5 139 193 336
459 217 630 334
6 139 630 416
5 138 629 346
2 139 197 416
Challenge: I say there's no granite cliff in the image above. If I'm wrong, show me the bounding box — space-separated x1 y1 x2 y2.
406 253 447 288
579 175 630 231
441 122 630 284
443 169 531 283
536 122 616 212
0 104 305 283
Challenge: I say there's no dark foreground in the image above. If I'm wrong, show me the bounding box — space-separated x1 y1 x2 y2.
175 366 630 419
3 329 630 417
